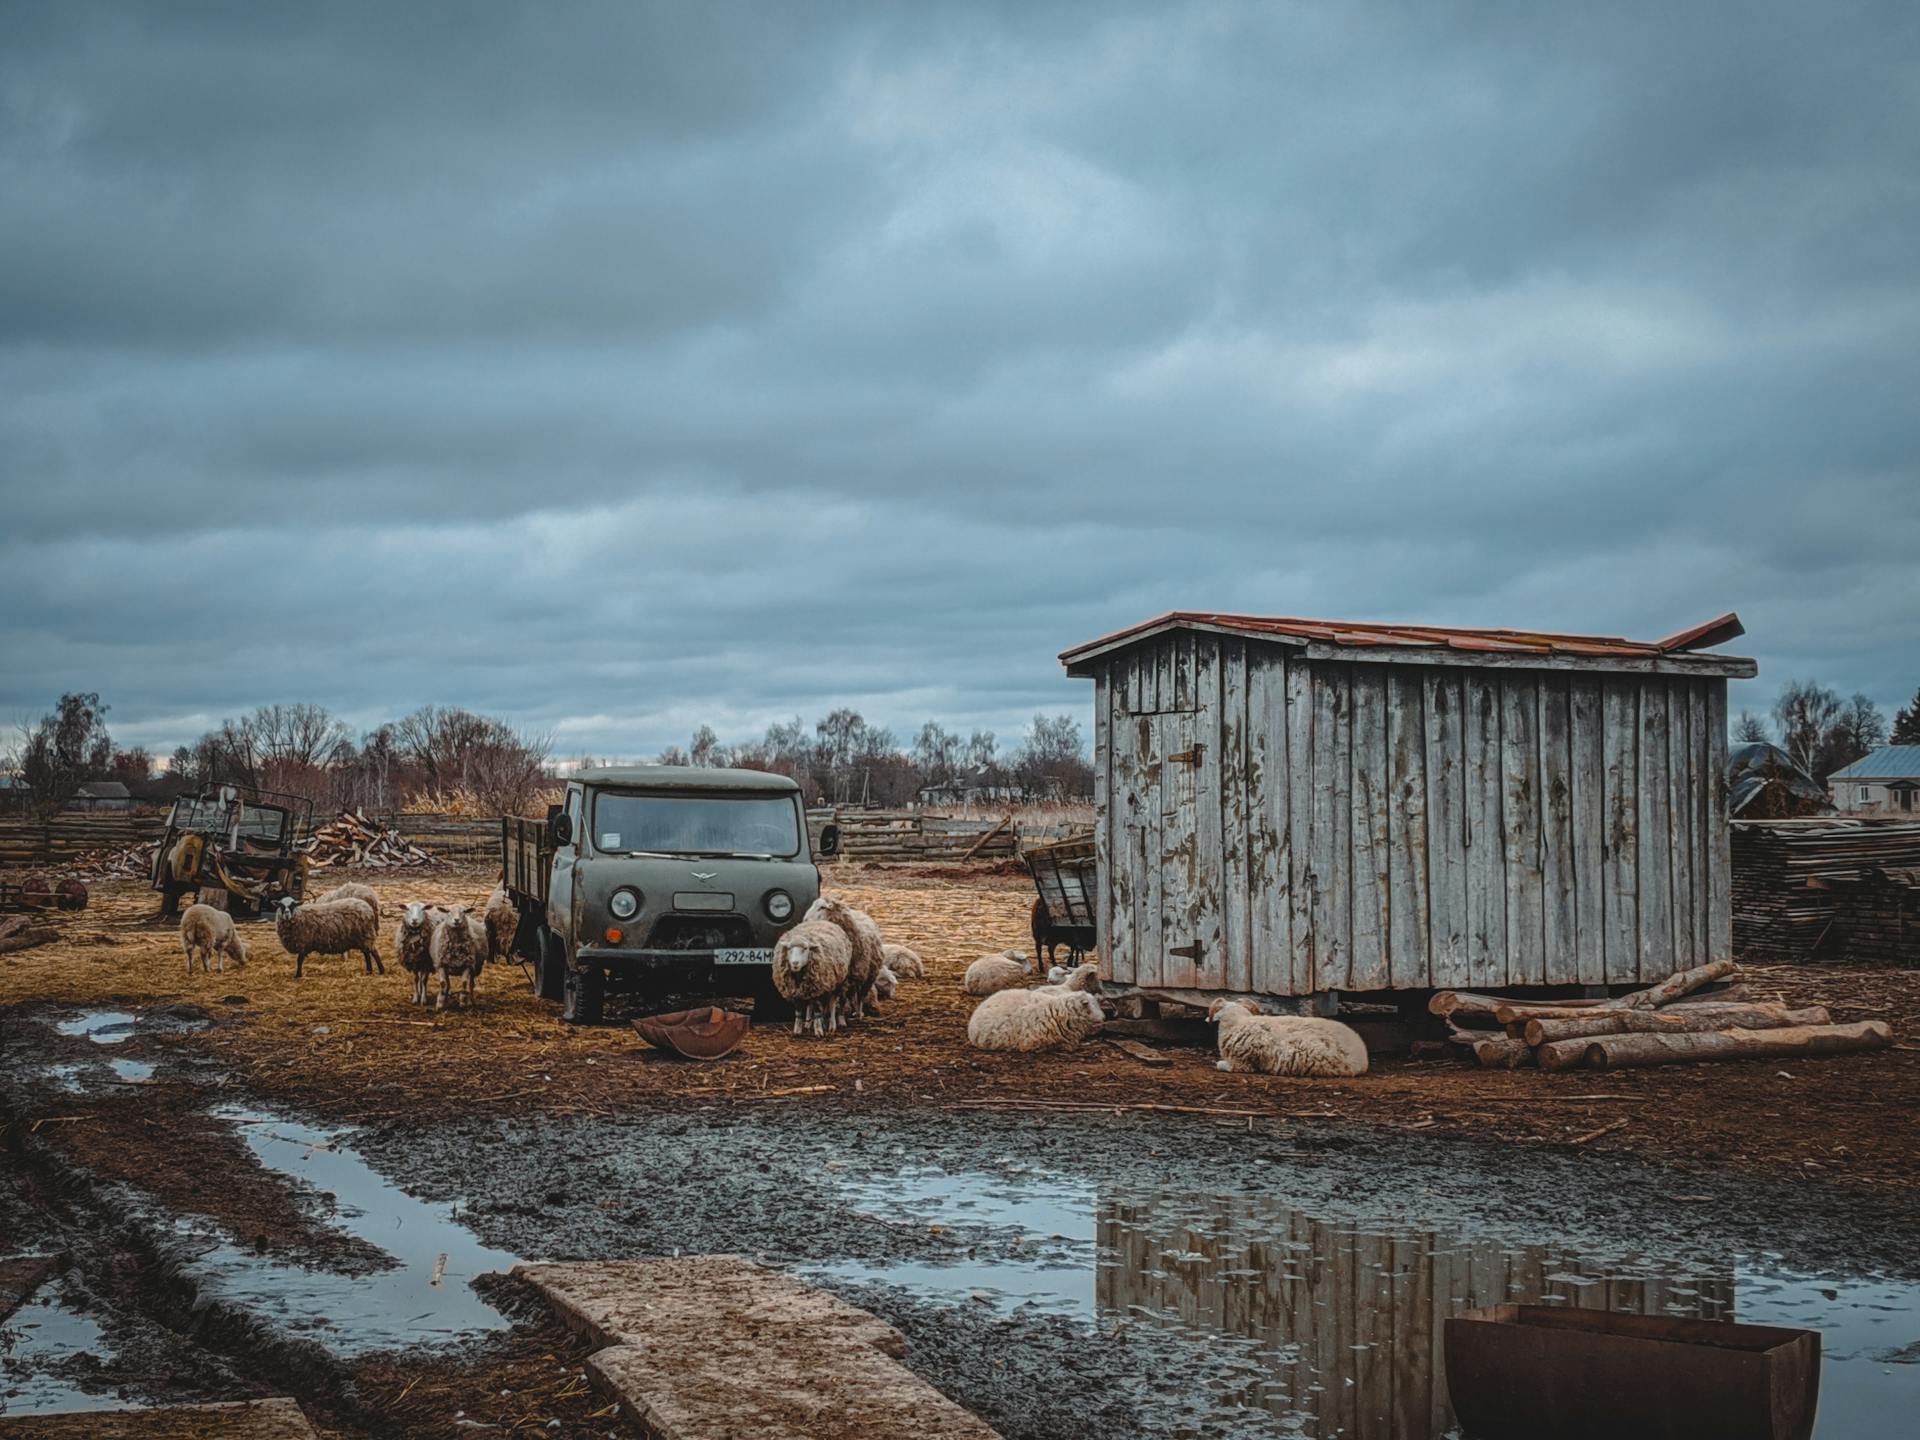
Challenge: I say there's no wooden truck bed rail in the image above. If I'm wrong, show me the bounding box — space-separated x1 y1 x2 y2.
502 815 553 906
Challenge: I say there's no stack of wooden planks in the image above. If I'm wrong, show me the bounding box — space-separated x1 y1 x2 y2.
1732 819 1920 963
1812 866 1919 968
1433 959 1894 1071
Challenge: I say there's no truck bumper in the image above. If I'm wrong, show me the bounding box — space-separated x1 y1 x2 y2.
573 947 772 982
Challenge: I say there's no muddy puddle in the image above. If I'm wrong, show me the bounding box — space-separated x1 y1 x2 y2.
811 1164 1920 1439
0 1276 128 1417
168 1108 521 1356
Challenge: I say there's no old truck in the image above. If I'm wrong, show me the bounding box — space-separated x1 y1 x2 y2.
501 766 839 1024
151 784 312 917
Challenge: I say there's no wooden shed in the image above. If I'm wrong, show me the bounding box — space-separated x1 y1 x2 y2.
1060 611 1757 1006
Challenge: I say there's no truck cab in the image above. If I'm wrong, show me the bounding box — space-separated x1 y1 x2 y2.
501 766 838 1024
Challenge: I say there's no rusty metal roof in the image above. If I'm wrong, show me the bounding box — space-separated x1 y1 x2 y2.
1061 610 1755 676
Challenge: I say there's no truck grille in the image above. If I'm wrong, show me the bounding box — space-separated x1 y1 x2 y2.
647 915 755 951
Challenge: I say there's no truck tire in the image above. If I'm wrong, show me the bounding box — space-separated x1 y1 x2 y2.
533 928 567 1001
562 961 604 1026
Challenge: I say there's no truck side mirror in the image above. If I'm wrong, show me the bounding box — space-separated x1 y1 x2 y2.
551 812 574 847
817 823 840 858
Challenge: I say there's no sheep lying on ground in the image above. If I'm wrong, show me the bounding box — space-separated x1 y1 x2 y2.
482 885 516 964
1045 961 1101 992
804 896 886 1026
963 949 1032 996
429 904 487 1011
394 901 445 1005
275 896 381 978
314 882 380 928
772 918 852 1037
880 942 925 980
179 902 247 973
1207 999 1370 1077
967 986 1105 1052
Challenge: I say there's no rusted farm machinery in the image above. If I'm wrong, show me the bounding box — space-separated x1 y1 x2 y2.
1024 832 1098 965
151 785 313 916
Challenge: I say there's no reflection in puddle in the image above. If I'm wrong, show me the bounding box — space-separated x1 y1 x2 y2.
176 1109 521 1356
53 1011 138 1045
0 1280 129 1417
821 1167 1920 1439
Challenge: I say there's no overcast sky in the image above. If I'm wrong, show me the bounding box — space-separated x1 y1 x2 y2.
3 2 1916 763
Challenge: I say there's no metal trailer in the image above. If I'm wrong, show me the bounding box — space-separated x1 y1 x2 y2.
1024 833 1098 963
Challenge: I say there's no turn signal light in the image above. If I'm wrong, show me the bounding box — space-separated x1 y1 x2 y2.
604 927 624 944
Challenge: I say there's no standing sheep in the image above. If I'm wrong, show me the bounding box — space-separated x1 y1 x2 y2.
274 896 382 979
482 885 517 965
880 942 925 980
963 949 1032 997
179 903 247 974
967 987 1105 1052
429 904 487 1012
804 896 885 1028
863 964 899 1016
1207 1000 1370 1078
772 919 853 1037
393 902 444 1005
315 882 380 929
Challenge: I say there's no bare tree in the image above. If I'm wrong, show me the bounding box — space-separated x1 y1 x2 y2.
1896 686 1920 746
689 724 725 767
1013 712 1094 800
1818 693 1888 779
1771 680 1845 778
1732 711 1769 744
19 693 114 820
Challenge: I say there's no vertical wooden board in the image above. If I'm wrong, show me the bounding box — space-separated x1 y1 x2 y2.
1569 677 1607 986
1249 649 1293 997
1284 654 1315 997
1187 639 1225 988
1462 673 1508 991
1667 682 1697 969
1600 679 1641 982
1141 715 1167 987
1349 666 1391 992
1500 676 1546 987
1539 677 1578 985
1154 635 1175 715
1172 628 1194 712
1094 672 1112 975
1386 670 1430 988
1121 650 1140 717
1219 639 1251 995
1637 680 1674 974
1706 681 1731 961
1391 1232 1431 1440
1106 695 1137 984
1691 677 1713 965
1423 671 1469 987
1310 663 1352 992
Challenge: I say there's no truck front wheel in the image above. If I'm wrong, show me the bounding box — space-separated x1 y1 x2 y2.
533 928 567 1002
562 961 604 1025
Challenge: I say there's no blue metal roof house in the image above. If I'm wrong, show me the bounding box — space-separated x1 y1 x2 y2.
1828 746 1920 815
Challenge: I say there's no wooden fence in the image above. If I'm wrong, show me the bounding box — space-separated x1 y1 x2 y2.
0 813 168 869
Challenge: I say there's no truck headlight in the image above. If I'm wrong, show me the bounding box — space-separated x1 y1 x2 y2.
609 888 640 920
765 890 793 920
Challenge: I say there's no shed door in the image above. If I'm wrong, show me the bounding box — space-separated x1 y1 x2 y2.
1157 710 1222 990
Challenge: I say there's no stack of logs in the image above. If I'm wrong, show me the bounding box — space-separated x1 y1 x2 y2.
61 842 158 881
304 811 442 870
1434 959 1894 1072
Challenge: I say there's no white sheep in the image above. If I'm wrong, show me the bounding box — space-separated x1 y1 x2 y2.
963 949 1032 997
1207 999 1370 1077
482 885 516 965
772 918 853 1037
863 964 899 1016
274 896 382 979
429 904 487 1012
967 986 1105 1052
881 942 925 980
179 902 247 974
394 901 444 1005
1045 961 1101 992
314 881 380 929
804 896 885 1027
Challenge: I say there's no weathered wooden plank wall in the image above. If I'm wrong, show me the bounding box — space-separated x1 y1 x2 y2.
1096 633 1731 996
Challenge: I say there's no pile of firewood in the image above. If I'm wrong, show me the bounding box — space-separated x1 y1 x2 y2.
1435 959 1893 1072
61 843 158 881
304 811 442 870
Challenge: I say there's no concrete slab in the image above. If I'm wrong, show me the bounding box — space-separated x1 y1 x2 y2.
0 1399 318 1439
0 1256 64 1324
514 1256 1002 1440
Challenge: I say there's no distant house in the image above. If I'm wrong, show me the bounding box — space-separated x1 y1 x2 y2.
1728 742 1832 818
916 770 1049 808
1829 746 1920 815
69 780 134 811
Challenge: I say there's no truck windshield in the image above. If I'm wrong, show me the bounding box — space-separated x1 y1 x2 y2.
591 792 800 858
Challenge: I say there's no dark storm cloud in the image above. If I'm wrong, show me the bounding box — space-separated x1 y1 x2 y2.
2 1 1916 759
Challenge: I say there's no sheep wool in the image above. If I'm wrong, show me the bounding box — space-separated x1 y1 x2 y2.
963 950 1032 997
772 919 853 1037
1048 961 1101 993
804 896 886 1024
482 885 516 964
179 902 246 974
1208 1000 1369 1078
880 942 925 980
275 897 382 979
967 986 1105 1052
314 882 380 929
429 905 487 1012
394 901 442 1005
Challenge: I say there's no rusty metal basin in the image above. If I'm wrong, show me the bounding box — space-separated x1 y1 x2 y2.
631 1006 750 1061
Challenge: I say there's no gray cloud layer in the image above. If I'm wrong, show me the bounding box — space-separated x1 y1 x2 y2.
3 2 1916 758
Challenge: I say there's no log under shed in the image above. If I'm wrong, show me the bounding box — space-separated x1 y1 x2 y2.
1060 611 1757 1006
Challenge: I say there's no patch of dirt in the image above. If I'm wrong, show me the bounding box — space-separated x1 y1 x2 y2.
3 872 1916 1191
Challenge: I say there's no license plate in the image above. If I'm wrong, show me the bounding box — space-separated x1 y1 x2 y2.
713 947 772 966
